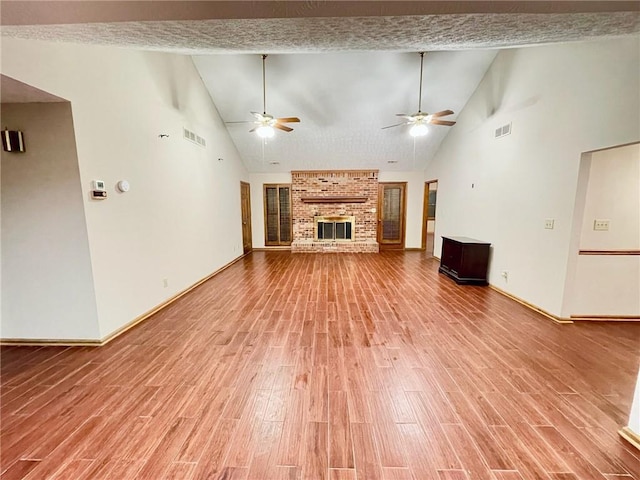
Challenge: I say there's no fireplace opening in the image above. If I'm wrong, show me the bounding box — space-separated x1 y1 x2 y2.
318 221 352 240
314 216 355 241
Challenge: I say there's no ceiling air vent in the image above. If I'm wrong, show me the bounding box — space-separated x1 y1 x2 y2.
495 122 512 139
183 127 206 147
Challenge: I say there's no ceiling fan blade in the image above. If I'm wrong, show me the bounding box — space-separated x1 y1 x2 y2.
381 122 408 130
274 123 293 132
276 117 300 123
250 111 266 119
429 119 456 126
395 113 414 119
248 127 258 133
225 120 252 124
431 109 454 118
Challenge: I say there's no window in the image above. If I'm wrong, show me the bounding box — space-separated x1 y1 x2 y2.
264 184 292 246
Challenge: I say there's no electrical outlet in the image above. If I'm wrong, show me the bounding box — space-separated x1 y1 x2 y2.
544 219 555 230
593 219 610 231
501 271 508 281
163 278 168 288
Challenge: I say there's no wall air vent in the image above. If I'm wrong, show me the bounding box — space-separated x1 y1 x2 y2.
495 122 512 139
183 127 206 147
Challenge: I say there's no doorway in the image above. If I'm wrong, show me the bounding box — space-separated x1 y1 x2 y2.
422 180 438 256
240 181 252 254
377 182 407 250
562 143 639 320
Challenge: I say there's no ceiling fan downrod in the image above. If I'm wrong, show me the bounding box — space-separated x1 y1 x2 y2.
417 52 425 114
262 54 268 115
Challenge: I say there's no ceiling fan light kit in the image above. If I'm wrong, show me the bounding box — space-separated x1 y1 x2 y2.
410 123 429 137
256 125 275 138
383 52 457 136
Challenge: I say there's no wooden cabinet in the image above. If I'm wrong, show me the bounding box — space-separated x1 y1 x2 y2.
439 236 491 285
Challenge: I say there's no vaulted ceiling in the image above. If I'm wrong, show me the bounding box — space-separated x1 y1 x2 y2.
2 1 639 172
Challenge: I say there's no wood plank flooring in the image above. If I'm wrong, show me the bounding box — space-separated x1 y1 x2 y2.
2 251 640 479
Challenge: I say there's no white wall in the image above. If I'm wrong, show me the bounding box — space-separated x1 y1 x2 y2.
569 257 640 316
1 38 249 339
249 172 292 248
1 102 100 339
426 37 640 316
630 370 640 435
378 171 426 249
580 144 640 250
566 143 640 316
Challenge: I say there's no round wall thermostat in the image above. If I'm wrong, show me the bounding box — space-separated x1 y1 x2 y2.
116 180 130 193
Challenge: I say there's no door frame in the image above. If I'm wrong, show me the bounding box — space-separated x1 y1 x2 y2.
377 182 407 250
421 179 438 253
240 181 252 254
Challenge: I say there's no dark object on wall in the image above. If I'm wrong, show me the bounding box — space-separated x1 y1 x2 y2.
2 129 25 152
91 190 107 200
439 236 491 285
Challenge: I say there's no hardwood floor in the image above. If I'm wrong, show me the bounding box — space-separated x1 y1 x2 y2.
2 251 640 480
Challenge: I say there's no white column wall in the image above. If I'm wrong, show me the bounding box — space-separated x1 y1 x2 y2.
1 38 249 339
1 102 99 340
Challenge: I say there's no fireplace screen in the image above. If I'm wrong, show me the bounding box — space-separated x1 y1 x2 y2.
314 216 355 241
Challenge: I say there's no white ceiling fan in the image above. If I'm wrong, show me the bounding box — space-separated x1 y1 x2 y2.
226 54 300 138
383 52 456 136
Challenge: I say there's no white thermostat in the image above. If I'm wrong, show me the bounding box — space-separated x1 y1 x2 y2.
91 179 107 200
117 180 130 193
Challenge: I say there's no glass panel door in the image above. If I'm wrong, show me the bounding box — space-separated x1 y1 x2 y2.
378 182 406 248
264 184 292 246
278 186 291 243
265 186 279 244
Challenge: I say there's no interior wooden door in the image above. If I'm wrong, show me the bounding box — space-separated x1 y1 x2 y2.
378 182 407 249
240 182 252 254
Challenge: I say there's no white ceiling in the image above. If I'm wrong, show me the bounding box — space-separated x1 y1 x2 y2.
1 2 638 172
194 50 497 172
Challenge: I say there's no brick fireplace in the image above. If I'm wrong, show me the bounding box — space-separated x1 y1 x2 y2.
291 170 379 253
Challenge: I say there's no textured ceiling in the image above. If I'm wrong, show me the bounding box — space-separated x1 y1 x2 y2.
3 1 639 26
2 13 639 54
1 5 638 173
